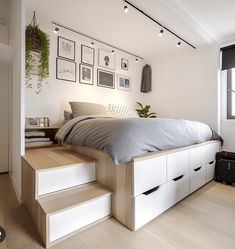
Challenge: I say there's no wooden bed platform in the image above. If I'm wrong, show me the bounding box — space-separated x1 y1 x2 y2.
69 140 220 231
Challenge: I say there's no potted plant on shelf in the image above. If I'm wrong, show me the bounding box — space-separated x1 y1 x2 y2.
136 102 157 118
25 11 50 94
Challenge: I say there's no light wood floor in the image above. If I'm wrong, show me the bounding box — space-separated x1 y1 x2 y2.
0 173 235 249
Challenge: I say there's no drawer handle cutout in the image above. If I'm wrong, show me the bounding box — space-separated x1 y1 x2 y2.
143 186 160 195
209 161 214 165
194 167 202 172
173 175 184 181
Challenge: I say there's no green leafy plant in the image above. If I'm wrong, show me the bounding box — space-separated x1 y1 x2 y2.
136 102 157 118
25 12 50 93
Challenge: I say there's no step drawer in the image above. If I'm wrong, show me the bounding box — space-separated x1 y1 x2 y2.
49 194 111 243
133 173 189 230
37 163 96 197
206 161 216 182
167 150 189 181
133 155 166 197
190 146 206 170
190 165 206 193
205 142 219 164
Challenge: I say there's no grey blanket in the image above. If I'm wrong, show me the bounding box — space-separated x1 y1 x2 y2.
56 115 219 165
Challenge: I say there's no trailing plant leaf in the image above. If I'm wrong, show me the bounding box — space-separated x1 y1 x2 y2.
136 102 157 118
25 13 50 93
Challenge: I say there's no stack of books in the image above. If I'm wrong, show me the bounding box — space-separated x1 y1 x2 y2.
25 130 53 148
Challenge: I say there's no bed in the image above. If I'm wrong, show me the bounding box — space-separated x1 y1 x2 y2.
56 102 220 230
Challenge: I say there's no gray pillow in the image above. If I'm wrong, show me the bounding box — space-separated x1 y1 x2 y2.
62 110 73 125
69 102 107 118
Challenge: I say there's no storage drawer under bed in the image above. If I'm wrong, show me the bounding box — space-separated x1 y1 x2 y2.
133 173 189 230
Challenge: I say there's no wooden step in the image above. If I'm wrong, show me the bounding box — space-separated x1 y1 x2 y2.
22 147 96 198
36 183 112 248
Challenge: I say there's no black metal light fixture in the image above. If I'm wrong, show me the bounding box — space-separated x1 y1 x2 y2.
54 27 59 34
159 29 164 37
124 5 129 13
124 0 196 49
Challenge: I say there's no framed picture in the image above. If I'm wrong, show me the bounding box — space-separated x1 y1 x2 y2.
57 36 75 61
25 117 39 127
121 58 129 70
56 58 77 82
117 74 131 91
98 49 115 70
79 64 93 85
97 69 115 89
81 45 95 66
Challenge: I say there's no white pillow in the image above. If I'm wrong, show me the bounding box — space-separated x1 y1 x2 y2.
106 104 139 118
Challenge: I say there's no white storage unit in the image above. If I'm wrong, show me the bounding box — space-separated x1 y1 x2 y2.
37 162 96 197
131 141 220 230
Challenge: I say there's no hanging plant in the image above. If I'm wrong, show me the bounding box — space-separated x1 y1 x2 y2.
25 11 50 94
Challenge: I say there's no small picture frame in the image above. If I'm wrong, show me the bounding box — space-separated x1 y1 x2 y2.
79 64 93 85
97 69 115 89
25 117 39 127
117 74 131 91
121 58 129 70
57 36 76 61
98 49 115 70
81 45 95 66
56 58 77 82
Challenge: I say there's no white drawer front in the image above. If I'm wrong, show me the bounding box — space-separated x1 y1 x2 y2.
190 165 206 193
37 163 96 197
49 194 111 243
167 150 189 181
206 161 216 182
133 156 166 197
190 146 206 170
134 174 189 230
206 142 219 164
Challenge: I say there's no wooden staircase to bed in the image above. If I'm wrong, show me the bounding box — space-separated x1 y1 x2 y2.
21 147 112 248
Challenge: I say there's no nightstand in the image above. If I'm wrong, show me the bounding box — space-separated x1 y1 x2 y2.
25 125 61 149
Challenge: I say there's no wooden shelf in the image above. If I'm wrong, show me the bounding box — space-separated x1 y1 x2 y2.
0 42 13 62
25 125 60 130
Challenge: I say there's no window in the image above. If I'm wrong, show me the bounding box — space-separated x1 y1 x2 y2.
227 68 235 119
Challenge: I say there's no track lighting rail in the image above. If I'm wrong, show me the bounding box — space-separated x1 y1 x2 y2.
51 21 144 60
124 0 196 49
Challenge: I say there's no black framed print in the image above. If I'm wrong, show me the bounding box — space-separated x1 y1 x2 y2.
97 69 115 89
79 63 93 85
57 36 76 61
121 58 129 70
117 74 131 91
56 58 77 82
81 45 95 66
98 49 115 70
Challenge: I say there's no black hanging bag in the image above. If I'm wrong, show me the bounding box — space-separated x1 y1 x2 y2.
215 151 235 186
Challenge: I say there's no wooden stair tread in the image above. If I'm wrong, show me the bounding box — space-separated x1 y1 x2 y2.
23 146 96 171
37 183 111 214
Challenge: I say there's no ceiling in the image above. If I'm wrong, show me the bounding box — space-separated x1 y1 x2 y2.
170 0 235 44
25 0 235 60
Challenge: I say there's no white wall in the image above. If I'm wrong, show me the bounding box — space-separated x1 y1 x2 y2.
25 20 145 125
144 44 220 131
9 0 25 201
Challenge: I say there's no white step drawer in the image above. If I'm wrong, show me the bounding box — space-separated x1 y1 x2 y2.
49 194 111 243
133 156 166 197
190 165 206 193
133 173 189 230
206 161 216 182
190 146 206 170
205 142 219 164
167 150 189 181
37 163 96 197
